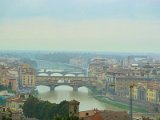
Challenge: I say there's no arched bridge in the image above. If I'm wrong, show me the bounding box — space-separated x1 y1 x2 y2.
37 71 86 76
36 76 97 91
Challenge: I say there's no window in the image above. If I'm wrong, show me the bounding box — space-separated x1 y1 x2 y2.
86 113 89 116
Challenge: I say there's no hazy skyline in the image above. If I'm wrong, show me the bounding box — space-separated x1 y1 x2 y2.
0 0 160 52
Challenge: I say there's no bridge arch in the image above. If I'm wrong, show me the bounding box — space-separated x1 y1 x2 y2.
50 73 63 76
46 69 54 72
65 74 75 76
36 85 50 93
38 73 48 76
54 85 74 90
36 76 97 91
78 74 84 77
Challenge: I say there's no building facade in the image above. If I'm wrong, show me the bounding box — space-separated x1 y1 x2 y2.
19 64 36 88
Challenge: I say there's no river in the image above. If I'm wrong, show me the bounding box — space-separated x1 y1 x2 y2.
36 66 123 111
36 85 122 111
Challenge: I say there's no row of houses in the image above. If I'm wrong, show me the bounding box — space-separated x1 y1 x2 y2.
106 74 160 113
87 57 160 112
0 65 18 91
115 77 160 103
0 63 37 93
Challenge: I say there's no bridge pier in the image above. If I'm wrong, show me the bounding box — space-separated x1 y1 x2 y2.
50 85 55 91
73 86 78 91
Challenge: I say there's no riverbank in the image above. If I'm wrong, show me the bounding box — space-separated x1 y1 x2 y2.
88 88 147 113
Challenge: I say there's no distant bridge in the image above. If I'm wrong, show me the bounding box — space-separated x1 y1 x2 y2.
36 76 97 91
35 60 87 70
37 71 86 76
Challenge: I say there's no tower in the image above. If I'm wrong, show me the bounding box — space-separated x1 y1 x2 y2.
68 100 80 117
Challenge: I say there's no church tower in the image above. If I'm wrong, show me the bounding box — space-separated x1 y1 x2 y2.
68 100 80 117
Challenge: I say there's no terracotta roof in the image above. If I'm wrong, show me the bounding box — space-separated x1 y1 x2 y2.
79 110 129 120
99 110 129 120
79 109 97 118
7 96 26 103
91 112 103 120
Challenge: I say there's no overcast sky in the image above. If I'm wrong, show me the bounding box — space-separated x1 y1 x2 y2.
0 0 160 52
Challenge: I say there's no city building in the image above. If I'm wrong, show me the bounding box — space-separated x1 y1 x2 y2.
4 77 17 91
111 76 160 111
0 65 9 85
88 58 108 80
69 57 87 68
6 94 29 112
19 64 36 88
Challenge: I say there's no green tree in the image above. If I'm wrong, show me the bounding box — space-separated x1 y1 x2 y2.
54 115 82 120
22 96 70 120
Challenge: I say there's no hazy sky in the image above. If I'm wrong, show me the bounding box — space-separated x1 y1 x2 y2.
0 0 160 52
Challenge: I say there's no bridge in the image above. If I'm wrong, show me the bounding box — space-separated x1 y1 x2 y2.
128 55 148 66
37 70 86 76
36 76 97 91
35 60 87 71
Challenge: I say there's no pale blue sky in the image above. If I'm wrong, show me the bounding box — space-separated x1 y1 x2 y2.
0 0 160 52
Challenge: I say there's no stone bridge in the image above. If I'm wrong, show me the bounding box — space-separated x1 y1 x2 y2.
37 71 85 76
36 76 97 91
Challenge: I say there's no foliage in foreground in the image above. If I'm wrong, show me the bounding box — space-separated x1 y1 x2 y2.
22 96 69 120
54 115 83 120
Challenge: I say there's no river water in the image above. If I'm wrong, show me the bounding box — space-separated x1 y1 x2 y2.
36 85 113 111
36 67 122 111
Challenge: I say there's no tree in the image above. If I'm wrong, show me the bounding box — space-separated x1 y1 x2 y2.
22 96 69 120
54 115 82 120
